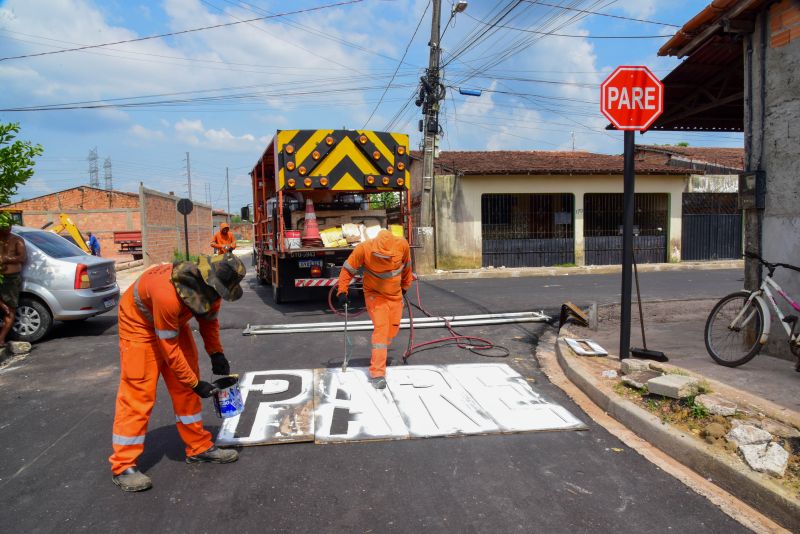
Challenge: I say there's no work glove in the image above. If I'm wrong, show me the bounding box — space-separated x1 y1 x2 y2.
193 380 217 398
210 352 230 375
337 292 349 307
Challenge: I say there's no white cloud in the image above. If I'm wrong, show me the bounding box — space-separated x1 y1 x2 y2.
129 124 165 141
174 118 269 151
614 0 659 19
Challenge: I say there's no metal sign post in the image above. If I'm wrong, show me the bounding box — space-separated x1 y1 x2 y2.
600 66 664 360
177 198 194 261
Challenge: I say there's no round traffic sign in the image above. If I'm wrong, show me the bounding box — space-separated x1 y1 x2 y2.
177 198 194 215
600 66 664 132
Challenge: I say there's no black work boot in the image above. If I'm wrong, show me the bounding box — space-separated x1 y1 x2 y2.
186 445 238 464
370 376 387 390
112 467 153 492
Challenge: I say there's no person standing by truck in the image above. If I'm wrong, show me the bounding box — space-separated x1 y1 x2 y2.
0 222 26 349
109 253 246 492
336 229 412 389
87 231 101 256
210 223 237 255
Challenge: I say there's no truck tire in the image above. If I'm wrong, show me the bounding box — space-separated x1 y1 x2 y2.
11 296 53 343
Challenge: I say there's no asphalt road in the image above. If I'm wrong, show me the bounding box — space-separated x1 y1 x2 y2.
0 269 748 533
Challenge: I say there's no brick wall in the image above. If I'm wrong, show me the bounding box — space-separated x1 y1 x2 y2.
770 0 800 48
3 187 140 262
140 185 213 266
230 222 253 241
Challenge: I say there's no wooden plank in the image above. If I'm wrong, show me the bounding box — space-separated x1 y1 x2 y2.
216 370 315 446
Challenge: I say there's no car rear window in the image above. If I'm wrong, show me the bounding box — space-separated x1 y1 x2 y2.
20 231 86 258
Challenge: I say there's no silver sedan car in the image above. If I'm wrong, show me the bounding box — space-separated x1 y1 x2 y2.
10 226 120 342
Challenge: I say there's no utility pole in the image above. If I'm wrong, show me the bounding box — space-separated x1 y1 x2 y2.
571 132 576 151
226 167 231 225
417 0 443 274
185 152 193 200
103 157 113 190
88 148 99 188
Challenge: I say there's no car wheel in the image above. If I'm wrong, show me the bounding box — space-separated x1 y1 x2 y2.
12 297 53 343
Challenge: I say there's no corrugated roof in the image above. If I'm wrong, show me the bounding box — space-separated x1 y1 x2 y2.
637 144 744 171
420 151 692 176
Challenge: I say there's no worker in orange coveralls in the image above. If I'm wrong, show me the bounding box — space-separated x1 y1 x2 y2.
109 253 246 492
337 229 413 389
211 222 237 255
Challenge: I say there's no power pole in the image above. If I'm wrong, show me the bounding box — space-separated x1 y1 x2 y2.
226 167 231 225
185 152 193 200
103 157 113 190
88 148 99 188
416 0 442 274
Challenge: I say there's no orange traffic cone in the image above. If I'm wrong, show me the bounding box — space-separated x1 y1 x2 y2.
301 198 323 247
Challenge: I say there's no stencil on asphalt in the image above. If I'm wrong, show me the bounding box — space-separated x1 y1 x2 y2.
216 363 585 446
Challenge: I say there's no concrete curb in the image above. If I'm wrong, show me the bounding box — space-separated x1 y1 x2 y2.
418 260 743 281
553 336 800 532
115 260 143 272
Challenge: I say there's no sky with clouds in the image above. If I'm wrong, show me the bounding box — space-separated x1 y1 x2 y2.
0 0 743 213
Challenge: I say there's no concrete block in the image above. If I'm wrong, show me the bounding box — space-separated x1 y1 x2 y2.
739 443 789 477
759 418 800 439
8 341 31 355
622 370 661 390
695 394 737 417
645 374 699 399
726 424 772 446
620 359 651 375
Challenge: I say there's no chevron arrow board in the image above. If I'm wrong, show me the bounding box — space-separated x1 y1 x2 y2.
216 363 586 447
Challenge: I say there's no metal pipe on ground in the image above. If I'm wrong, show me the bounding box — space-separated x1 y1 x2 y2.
243 312 550 336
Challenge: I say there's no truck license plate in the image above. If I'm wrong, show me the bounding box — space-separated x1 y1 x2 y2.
297 259 323 269
103 297 117 309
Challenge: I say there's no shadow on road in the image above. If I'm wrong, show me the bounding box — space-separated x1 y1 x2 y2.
137 424 222 472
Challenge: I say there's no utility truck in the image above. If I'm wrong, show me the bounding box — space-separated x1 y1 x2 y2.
250 129 412 303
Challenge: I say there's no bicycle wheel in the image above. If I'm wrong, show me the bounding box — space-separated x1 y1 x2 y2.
704 290 765 367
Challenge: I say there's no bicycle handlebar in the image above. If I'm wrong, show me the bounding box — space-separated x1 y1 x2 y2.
744 251 800 274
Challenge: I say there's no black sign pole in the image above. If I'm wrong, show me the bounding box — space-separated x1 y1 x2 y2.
619 130 635 360
184 212 190 261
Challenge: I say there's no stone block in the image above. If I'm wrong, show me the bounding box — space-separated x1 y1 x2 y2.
695 394 737 417
726 424 772 446
645 374 699 399
739 443 789 477
622 370 661 390
759 419 800 439
8 341 31 355
620 359 651 375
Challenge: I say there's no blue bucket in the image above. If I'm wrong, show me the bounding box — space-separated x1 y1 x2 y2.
212 376 244 419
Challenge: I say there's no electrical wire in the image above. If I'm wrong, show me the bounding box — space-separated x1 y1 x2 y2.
523 0 680 27
0 1 365 62
462 11 668 38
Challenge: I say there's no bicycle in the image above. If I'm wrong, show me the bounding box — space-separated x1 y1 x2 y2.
704 252 800 370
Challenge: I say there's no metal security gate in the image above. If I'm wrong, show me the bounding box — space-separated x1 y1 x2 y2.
481 194 574 267
584 193 668 265
682 193 742 260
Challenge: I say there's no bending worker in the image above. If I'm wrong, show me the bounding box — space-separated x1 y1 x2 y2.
211 222 237 255
337 229 412 389
110 253 246 492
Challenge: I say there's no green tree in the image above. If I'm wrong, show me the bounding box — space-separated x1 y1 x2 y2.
676 141 689 147
0 122 43 227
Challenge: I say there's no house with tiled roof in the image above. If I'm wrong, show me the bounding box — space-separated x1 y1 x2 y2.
635 144 744 193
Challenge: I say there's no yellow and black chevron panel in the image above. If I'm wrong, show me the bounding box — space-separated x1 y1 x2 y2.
275 130 410 191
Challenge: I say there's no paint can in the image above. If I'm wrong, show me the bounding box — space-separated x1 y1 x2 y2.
212 376 244 419
284 230 301 249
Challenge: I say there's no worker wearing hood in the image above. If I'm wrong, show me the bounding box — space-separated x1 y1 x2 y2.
109 253 245 492
337 230 413 389
211 222 237 255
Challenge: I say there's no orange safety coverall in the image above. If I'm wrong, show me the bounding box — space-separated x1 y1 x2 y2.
211 224 236 255
338 230 413 378
109 264 223 475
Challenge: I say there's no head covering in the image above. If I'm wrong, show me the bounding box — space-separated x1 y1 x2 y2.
220 222 230 231
198 253 245 301
171 261 222 317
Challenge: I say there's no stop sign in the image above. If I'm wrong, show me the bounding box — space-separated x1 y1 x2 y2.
601 66 664 132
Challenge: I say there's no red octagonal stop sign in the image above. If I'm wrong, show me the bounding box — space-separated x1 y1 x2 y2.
601 66 664 132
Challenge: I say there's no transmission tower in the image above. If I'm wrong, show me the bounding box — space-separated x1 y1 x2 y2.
88 148 99 188
103 157 113 190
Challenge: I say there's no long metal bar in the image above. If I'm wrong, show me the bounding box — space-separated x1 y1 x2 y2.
244 314 550 335
248 311 548 331
619 130 635 360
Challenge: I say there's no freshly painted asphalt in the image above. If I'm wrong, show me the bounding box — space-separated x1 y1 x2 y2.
0 269 748 532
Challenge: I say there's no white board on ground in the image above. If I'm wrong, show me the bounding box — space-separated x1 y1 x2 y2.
385 365 499 438
216 369 315 446
447 364 586 432
314 368 409 443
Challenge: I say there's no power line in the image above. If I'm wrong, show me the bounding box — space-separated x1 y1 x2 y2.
0 0 364 62
522 0 680 27
462 11 667 38
363 1 430 128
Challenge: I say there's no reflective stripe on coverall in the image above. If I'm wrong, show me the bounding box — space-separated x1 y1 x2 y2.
337 230 413 378
109 264 223 474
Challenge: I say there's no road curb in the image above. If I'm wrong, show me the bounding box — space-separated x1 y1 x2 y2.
418 260 742 281
553 336 800 532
